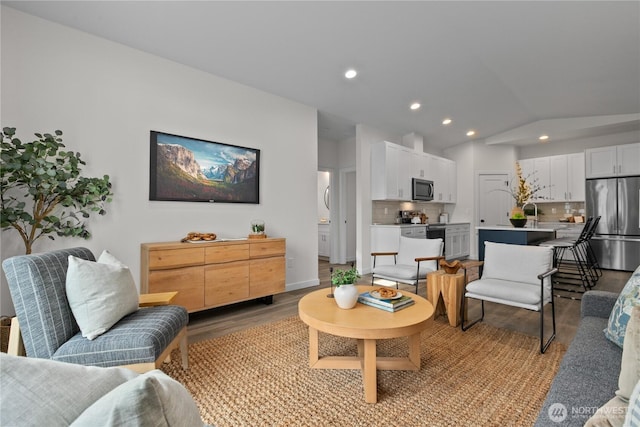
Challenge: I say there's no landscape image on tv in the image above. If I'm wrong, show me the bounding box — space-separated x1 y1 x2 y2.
149 131 260 203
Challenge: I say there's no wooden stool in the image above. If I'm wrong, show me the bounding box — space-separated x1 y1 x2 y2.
427 270 465 327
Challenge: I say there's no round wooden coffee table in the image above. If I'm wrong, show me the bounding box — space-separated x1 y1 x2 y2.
298 285 434 403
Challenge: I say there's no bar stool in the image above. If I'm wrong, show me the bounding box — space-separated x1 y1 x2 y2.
539 217 598 299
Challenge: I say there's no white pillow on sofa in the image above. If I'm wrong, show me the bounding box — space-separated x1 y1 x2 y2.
70 370 203 427
66 250 139 340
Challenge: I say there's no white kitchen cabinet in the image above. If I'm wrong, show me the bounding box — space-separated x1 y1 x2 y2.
445 158 457 203
585 143 640 178
412 151 426 179
445 223 470 260
518 157 550 201
421 153 437 182
318 224 330 257
371 140 457 202
433 157 456 203
371 141 413 200
432 156 447 202
567 152 586 201
520 153 585 202
549 155 567 201
532 157 550 200
618 143 640 176
548 153 585 202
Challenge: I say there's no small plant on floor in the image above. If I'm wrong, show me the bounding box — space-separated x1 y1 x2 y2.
331 265 360 286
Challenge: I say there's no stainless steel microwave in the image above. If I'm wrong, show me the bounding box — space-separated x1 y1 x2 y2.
412 178 434 201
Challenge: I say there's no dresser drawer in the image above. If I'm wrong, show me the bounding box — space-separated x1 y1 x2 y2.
205 244 250 264
148 247 204 269
249 239 286 258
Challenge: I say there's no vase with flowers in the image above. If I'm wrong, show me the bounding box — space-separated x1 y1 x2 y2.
498 162 547 227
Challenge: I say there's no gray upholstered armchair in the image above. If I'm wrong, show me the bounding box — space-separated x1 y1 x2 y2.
2 247 188 373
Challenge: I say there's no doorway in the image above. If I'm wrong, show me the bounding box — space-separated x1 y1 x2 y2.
317 171 331 260
478 172 511 226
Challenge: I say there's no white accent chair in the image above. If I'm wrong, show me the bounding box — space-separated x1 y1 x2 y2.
371 237 444 296
461 241 558 354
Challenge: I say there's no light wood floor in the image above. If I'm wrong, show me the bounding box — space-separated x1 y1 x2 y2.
188 259 631 346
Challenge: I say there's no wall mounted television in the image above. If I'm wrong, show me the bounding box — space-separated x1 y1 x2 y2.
149 131 260 204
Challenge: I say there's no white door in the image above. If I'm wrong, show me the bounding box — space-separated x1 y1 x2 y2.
346 170 357 262
478 173 511 226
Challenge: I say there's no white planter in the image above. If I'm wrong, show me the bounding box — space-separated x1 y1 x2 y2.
334 284 359 309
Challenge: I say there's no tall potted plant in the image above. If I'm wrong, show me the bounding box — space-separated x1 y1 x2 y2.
1 127 113 254
331 265 361 309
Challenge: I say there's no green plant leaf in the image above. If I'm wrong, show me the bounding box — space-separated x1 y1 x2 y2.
1 128 113 253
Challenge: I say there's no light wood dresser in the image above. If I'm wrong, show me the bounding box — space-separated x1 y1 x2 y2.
140 238 286 313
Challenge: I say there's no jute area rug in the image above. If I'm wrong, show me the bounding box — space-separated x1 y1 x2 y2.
162 316 566 427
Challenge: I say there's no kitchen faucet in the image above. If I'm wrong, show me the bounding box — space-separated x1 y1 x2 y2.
522 201 538 228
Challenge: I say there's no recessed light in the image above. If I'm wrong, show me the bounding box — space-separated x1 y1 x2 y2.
466 130 476 137
539 135 550 142
410 102 421 110
345 69 357 79
442 118 452 125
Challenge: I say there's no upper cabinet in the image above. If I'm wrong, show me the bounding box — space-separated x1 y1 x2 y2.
371 141 412 200
371 141 456 202
432 157 456 203
585 143 640 178
519 152 585 202
549 153 585 202
518 157 551 201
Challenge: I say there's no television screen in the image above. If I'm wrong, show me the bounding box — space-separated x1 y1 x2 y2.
149 131 260 203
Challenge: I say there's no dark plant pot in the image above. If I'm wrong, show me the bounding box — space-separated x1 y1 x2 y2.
510 218 528 228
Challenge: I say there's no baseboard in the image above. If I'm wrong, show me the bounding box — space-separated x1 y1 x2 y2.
286 279 319 292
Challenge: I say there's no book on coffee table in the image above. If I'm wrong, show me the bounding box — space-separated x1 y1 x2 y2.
358 292 415 312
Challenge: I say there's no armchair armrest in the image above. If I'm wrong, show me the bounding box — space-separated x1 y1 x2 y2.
371 252 398 257
139 291 178 307
415 255 445 263
537 267 558 280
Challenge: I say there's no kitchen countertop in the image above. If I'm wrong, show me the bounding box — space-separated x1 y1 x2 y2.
476 225 558 232
371 222 469 227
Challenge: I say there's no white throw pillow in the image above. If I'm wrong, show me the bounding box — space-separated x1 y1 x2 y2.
66 250 139 340
71 370 203 427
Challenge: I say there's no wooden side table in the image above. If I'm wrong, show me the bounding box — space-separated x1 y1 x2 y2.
427 270 465 327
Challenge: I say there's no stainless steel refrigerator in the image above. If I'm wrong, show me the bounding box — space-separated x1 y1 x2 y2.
585 176 640 271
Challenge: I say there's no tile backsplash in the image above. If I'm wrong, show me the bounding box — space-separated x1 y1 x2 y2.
372 201 586 224
532 202 586 222
372 201 447 224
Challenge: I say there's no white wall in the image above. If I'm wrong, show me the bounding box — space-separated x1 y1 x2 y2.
0 7 320 315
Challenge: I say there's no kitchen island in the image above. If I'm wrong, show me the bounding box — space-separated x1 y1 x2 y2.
476 226 556 260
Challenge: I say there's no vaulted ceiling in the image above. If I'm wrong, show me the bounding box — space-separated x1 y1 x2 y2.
5 1 640 149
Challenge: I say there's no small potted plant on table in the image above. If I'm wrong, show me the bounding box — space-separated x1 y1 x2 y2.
331 265 361 309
